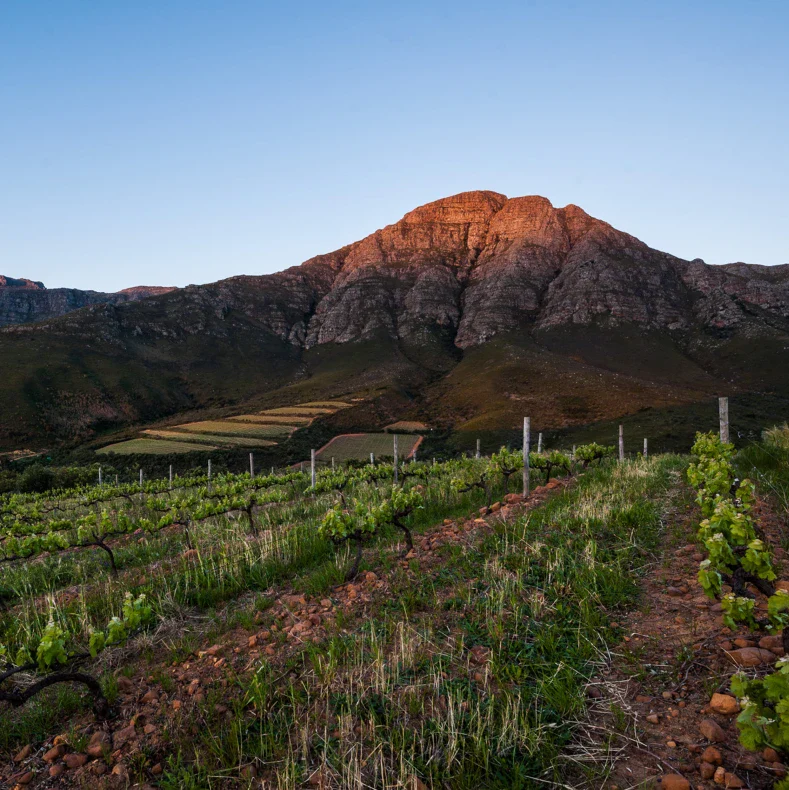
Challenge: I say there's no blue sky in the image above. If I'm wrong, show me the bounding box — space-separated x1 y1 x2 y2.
1 1 787 291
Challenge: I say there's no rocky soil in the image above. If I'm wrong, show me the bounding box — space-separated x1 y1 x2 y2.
583 497 789 789
0 482 564 789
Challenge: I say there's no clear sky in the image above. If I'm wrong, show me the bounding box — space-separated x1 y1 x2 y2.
1 1 787 291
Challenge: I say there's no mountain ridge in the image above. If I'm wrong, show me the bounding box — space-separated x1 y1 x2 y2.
0 277 177 328
0 190 788 451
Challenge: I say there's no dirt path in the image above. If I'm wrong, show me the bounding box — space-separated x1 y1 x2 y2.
581 496 789 790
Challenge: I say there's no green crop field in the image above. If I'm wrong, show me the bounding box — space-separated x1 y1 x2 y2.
255 413 313 425
315 432 422 463
142 430 276 448
97 438 215 455
171 420 299 438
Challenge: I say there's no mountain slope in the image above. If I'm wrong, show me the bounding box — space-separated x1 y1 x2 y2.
1 191 787 451
0 276 176 328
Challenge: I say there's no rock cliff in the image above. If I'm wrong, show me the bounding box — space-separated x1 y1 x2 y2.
0 278 176 328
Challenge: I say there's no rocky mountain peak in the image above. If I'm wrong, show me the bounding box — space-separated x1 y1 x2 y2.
0 275 45 289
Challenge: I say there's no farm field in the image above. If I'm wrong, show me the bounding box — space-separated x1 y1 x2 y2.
315 432 422 463
142 430 276 448
171 420 301 438
96 437 216 455
3 424 787 789
96 400 353 456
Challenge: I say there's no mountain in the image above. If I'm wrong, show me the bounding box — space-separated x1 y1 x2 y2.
0 276 176 328
0 190 787 452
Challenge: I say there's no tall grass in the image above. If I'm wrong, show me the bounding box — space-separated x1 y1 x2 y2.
160 455 686 789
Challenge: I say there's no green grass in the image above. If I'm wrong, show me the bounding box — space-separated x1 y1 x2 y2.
316 433 422 463
736 438 789 518
97 438 214 455
142 430 276 448
158 455 686 788
172 420 300 437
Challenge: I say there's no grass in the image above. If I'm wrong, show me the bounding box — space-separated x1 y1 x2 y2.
157 455 686 788
316 433 422 463
736 433 789 517
172 420 301 438
142 430 276 448
97 438 214 455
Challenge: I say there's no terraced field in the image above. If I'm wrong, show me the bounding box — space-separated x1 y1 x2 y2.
97 401 352 455
142 430 276 448
226 415 311 426
315 432 423 464
97 437 216 455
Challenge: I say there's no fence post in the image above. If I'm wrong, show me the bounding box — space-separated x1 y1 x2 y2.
643 438 648 458
393 435 399 484
476 439 481 459
98 466 102 485
249 453 254 477
618 425 624 462
169 465 173 487
311 449 316 488
115 474 119 486
139 469 143 486
537 432 543 454
208 459 212 480
719 397 730 443
523 417 530 498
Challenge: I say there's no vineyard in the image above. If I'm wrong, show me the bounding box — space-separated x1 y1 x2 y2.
0 420 788 789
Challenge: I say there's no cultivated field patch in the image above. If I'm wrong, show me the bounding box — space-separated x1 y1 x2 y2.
97 437 214 455
171 420 297 438
315 432 422 463
142 430 276 448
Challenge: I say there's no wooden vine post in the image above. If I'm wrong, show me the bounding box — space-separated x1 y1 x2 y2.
139 469 143 486
98 467 102 485
522 417 530 498
169 465 173 487
719 396 730 443
476 439 481 459
643 438 648 458
249 453 254 477
311 449 316 488
618 424 624 462
537 432 543 453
